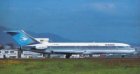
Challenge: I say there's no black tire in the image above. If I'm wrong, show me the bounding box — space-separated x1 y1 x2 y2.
121 55 125 58
66 54 72 59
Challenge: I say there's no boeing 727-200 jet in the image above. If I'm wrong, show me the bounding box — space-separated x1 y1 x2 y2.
6 30 136 58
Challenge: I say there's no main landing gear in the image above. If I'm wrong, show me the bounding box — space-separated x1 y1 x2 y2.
66 54 72 59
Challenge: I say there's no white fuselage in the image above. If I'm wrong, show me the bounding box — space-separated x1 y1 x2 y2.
28 42 135 54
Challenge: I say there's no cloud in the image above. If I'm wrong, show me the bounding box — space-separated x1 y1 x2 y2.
84 2 116 13
93 3 115 10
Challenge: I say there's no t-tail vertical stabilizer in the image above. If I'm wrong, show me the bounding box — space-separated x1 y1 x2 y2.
6 30 40 46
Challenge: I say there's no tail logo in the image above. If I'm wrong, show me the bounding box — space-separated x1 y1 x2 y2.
20 36 28 41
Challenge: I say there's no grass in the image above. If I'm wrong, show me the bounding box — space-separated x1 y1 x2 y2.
0 58 140 74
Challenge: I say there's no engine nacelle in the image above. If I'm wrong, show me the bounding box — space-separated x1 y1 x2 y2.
35 38 49 43
35 45 48 49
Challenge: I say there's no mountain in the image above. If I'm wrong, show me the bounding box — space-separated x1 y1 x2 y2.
0 26 139 46
28 32 72 42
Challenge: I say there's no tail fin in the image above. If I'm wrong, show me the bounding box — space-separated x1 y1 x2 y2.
5 30 40 46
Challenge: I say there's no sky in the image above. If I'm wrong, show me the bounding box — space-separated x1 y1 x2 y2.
0 0 140 45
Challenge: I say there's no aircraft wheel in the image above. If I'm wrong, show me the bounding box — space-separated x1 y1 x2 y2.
121 55 125 58
66 54 72 59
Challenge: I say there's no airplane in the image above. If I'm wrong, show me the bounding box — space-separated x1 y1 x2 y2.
6 30 136 58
